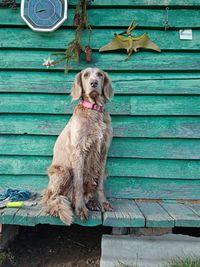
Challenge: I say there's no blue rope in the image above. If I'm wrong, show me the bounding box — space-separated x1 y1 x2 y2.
0 189 31 202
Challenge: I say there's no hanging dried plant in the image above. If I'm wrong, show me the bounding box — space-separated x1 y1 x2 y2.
43 0 93 73
0 0 17 9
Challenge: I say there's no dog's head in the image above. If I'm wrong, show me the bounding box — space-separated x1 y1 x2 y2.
71 68 113 104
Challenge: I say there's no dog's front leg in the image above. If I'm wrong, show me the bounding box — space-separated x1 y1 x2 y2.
97 172 113 212
97 145 113 212
72 152 88 221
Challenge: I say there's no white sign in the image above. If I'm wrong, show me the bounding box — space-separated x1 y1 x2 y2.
179 29 193 40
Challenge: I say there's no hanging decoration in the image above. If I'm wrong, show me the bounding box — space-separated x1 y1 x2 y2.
43 0 92 72
0 0 16 9
164 7 169 31
99 20 161 60
21 0 68 32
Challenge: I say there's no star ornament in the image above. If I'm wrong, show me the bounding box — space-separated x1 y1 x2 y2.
42 57 55 69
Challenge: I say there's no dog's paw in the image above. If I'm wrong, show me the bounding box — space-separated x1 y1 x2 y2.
75 206 89 221
86 199 101 211
102 201 113 212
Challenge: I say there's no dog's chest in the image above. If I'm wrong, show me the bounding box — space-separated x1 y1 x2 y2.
89 117 107 144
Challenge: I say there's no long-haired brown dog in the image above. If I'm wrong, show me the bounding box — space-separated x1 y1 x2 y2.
41 68 114 225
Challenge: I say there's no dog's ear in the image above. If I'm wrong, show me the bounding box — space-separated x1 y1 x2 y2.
103 72 113 101
71 71 83 101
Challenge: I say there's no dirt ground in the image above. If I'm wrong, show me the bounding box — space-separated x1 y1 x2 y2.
0 224 111 267
1 225 200 267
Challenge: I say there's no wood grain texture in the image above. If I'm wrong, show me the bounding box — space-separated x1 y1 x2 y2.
136 201 174 227
0 175 48 192
1 71 200 95
186 204 200 217
0 156 200 179
0 8 200 28
0 208 20 225
1 28 200 50
0 207 39 226
107 158 200 179
0 206 102 226
131 96 200 115
1 201 200 228
0 94 131 115
15 0 200 6
160 203 200 227
103 199 145 227
1 135 200 160
1 94 200 115
0 51 200 71
1 175 200 200
1 114 200 138
105 177 200 199
0 0 200 225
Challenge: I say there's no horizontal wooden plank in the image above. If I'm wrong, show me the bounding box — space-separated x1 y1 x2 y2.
103 199 145 227
105 178 200 199
1 114 200 138
15 0 200 6
160 202 200 227
0 207 40 226
1 71 200 95
76 0 200 6
38 209 102 227
1 175 200 200
0 175 48 192
107 158 200 179
1 135 200 160
110 138 200 159
186 204 200 217
1 28 200 50
0 206 102 226
0 208 19 225
0 155 199 179
1 202 200 228
131 96 200 115
1 93 200 115
0 8 199 28
0 94 131 115
0 51 200 71
135 201 174 227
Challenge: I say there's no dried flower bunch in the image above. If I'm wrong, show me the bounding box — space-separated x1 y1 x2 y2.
43 0 93 72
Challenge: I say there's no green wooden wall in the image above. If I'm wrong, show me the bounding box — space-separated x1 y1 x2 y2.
0 0 200 200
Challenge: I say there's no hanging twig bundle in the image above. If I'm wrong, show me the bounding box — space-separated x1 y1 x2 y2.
46 0 92 72
0 0 16 9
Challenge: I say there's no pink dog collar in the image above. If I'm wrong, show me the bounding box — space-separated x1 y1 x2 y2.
80 100 104 112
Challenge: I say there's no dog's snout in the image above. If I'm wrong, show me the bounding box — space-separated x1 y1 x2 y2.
90 79 98 88
89 90 99 99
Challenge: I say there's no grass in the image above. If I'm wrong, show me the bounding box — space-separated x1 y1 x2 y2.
165 257 200 267
116 257 200 267
116 262 138 267
0 251 15 267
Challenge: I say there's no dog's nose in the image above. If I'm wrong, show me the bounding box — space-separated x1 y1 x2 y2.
90 80 98 88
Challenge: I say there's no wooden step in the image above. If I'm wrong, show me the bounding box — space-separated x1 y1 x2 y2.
1 199 200 228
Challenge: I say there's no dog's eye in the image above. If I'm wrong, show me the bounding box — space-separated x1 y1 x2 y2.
97 72 103 78
83 72 89 78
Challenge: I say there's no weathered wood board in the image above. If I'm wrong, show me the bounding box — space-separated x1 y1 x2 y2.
0 0 200 227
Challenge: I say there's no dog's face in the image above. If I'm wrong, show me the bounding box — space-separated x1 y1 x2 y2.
81 68 104 99
71 68 113 103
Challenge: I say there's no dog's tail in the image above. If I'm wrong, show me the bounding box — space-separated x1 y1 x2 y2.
40 165 74 225
41 190 73 225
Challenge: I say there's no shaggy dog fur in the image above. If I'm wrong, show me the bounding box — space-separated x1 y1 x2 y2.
41 68 114 225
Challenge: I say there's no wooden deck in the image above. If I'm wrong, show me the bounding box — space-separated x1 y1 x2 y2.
0 0 200 230
1 199 200 228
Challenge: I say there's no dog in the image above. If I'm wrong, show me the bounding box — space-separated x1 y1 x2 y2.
41 68 114 225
